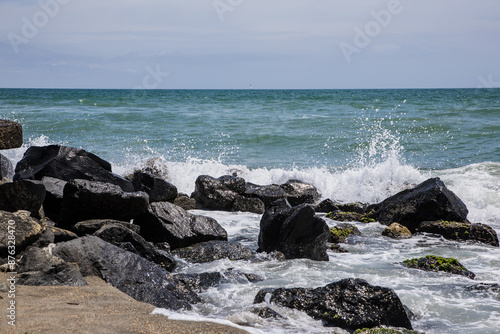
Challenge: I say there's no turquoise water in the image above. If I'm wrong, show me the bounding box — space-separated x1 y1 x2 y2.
1 88 499 170
1 88 500 333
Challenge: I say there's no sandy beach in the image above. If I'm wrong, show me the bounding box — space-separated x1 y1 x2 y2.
0 272 249 334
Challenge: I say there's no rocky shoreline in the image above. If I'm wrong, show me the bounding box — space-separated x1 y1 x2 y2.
1 119 499 333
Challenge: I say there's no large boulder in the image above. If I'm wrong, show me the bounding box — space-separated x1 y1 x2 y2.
0 119 23 149
254 278 412 330
59 179 149 227
172 240 254 263
14 145 133 191
245 180 320 208
130 171 177 203
94 224 176 271
72 219 141 236
0 210 42 257
36 177 66 223
417 220 499 247
0 180 46 217
244 183 287 208
53 236 200 310
32 226 78 248
402 255 475 279
258 200 329 261
193 175 264 213
17 246 87 286
134 201 227 249
0 153 14 180
370 178 468 232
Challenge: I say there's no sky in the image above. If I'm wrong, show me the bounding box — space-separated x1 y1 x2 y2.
0 0 499 89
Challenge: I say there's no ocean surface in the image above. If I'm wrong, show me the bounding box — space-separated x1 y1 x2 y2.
1 88 499 333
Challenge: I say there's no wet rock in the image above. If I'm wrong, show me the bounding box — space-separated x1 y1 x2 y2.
336 202 369 214
72 219 140 236
279 179 320 206
417 220 499 247
245 183 286 208
249 307 285 320
261 202 330 261
254 278 412 330
130 171 177 203
258 199 293 253
14 145 133 191
17 247 87 286
402 255 475 279
59 179 149 227
328 223 361 243
0 180 46 217
465 283 500 299
94 224 176 271
314 198 339 213
382 223 413 239
53 236 199 310
192 175 246 211
36 177 66 223
132 157 169 179
0 154 14 180
32 226 78 248
172 240 253 263
173 194 197 211
371 178 468 232
0 119 23 149
232 196 265 214
326 210 376 223
174 270 262 293
134 201 227 249
328 243 349 253
0 210 42 257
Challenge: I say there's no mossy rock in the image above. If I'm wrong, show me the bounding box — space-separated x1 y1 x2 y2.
382 223 412 239
326 209 376 223
328 223 361 243
402 255 475 279
417 220 499 247
354 328 419 334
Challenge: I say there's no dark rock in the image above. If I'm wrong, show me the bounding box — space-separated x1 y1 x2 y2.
371 178 468 232
277 204 330 261
254 278 412 330
382 223 413 239
258 200 329 261
36 177 67 223
132 157 169 179
402 255 475 279
354 328 419 334
130 171 177 203
192 175 247 211
280 179 320 206
174 270 262 293
72 219 140 236
94 224 176 271
17 247 87 286
258 199 293 253
0 210 42 257
249 307 285 320
328 223 361 243
465 283 500 298
232 196 265 214
174 194 197 211
0 180 46 217
0 119 23 149
14 145 133 191
32 226 78 248
326 210 375 223
417 220 499 247
172 240 253 263
59 179 149 227
53 236 199 310
245 183 287 208
336 202 369 214
0 154 14 180
314 198 339 213
328 243 349 253
134 201 227 249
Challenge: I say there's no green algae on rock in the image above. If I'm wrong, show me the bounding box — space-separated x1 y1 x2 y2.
402 255 475 279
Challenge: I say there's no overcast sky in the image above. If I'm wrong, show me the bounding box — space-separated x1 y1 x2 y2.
1 0 499 89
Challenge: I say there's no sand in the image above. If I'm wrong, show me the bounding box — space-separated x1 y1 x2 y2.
0 272 250 334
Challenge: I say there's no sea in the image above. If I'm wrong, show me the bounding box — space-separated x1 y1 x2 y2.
1 88 499 333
